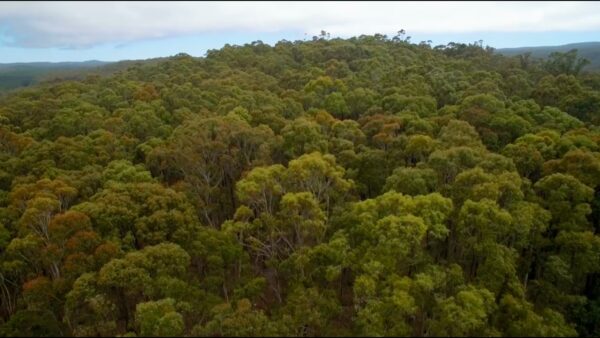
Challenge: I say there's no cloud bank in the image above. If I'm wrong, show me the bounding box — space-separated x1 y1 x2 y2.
1 1 599 49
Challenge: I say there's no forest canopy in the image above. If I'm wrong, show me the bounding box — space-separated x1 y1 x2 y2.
0 34 599 337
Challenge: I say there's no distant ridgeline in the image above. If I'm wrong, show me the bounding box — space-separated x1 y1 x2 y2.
0 59 171 93
0 61 110 92
497 42 600 71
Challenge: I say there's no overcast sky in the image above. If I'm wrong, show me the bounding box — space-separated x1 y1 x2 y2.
1 1 599 63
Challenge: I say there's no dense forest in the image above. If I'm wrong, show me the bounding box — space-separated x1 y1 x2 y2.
498 42 600 71
0 32 600 337
0 61 109 93
0 59 174 94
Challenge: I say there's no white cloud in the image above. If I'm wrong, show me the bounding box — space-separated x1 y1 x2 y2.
1 1 599 48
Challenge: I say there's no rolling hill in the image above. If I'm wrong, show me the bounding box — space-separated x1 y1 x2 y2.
0 57 179 93
0 60 111 92
497 41 600 71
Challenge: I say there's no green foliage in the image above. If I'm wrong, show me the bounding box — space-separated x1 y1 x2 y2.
544 49 591 76
135 298 184 337
384 166 438 196
0 35 598 337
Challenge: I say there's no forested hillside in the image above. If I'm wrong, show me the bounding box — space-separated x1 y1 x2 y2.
498 42 600 71
0 59 175 94
0 61 110 93
0 34 599 337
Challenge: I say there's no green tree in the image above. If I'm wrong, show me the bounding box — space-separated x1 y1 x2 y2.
135 298 184 337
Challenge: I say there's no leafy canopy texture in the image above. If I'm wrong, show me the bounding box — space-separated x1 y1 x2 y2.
0 35 598 336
